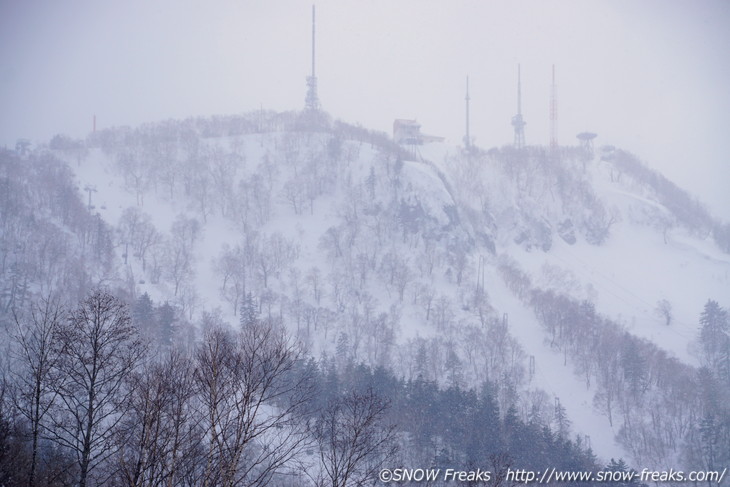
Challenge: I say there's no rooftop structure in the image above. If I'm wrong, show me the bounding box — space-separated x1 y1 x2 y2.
393 119 444 145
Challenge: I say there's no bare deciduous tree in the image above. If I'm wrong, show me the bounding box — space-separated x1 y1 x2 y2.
11 296 65 487
48 290 146 487
115 349 202 487
254 233 298 289
655 299 673 326
118 207 160 271
216 242 254 315
312 388 398 487
196 319 313 487
165 215 201 296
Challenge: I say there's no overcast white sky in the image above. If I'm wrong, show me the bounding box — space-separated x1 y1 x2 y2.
1 0 728 218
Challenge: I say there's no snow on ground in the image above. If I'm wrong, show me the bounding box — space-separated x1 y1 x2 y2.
511 160 730 365
70 145 237 315
489 272 627 462
63 132 728 465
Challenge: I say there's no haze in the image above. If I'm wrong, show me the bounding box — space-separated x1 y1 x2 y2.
1 0 728 217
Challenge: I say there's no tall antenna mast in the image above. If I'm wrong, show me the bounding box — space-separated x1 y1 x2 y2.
550 64 558 149
305 4 320 111
517 65 522 115
464 76 471 149
511 64 526 149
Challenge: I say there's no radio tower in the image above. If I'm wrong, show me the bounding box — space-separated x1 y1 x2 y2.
511 64 526 149
550 64 558 149
304 5 320 111
464 76 471 149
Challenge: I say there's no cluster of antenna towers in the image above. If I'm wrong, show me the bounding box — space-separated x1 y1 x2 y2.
304 5 566 152
465 64 559 152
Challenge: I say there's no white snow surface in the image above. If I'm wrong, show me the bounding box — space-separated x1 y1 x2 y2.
63 127 729 465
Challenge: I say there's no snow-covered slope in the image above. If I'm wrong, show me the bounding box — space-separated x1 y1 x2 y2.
56 113 729 468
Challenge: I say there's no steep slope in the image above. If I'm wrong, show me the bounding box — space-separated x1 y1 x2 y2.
47 111 730 469
0 147 116 313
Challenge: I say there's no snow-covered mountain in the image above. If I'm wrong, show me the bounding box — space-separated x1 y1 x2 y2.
4 110 729 472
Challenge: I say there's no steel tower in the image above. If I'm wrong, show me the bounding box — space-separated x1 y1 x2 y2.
550 64 558 149
304 5 320 111
464 76 471 149
511 65 526 149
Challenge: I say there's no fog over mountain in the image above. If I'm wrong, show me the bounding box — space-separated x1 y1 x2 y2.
1 1 729 216
1 2 729 486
